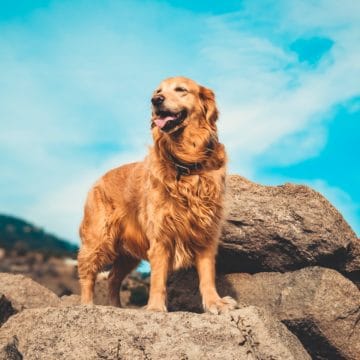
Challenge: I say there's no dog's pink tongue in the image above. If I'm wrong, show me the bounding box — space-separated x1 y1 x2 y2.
154 116 176 129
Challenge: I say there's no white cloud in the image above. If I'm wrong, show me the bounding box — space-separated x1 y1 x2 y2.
203 0 360 173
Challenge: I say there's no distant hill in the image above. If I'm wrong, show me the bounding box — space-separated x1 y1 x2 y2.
0 214 78 258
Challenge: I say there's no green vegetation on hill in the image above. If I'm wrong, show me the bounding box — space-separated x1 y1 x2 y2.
0 214 78 258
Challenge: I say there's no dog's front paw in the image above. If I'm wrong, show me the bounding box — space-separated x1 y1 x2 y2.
204 296 238 315
145 302 168 312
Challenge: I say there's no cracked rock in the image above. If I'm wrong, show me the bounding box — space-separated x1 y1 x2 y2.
0 305 310 359
168 266 360 360
0 273 60 316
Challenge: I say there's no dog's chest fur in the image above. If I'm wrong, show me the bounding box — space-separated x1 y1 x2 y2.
146 171 225 269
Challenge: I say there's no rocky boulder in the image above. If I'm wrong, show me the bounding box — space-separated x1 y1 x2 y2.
219 175 359 277
168 266 360 360
0 305 310 360
0 273 60 316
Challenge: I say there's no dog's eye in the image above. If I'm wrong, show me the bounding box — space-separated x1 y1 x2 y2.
175 87 187 92
155 89 161 94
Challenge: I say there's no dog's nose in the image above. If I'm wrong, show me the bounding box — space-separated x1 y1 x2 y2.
151 95 165 106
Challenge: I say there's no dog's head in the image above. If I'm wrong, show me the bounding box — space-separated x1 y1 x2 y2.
151 77 218 135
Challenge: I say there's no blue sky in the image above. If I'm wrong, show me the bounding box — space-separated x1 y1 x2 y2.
1 0 359 250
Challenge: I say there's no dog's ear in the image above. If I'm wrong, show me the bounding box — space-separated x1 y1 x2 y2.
199 86 218 124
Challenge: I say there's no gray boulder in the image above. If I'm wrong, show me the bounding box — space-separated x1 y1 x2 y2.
0 273 60 315
219 175 359 277
0 305 310 360
168 267 360 360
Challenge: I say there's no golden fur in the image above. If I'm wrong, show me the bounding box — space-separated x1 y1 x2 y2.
78 77 237 313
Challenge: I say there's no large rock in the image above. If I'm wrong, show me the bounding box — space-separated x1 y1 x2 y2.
219 175 359 276
168 267 360 360
0 305 310 360
0 273 60 314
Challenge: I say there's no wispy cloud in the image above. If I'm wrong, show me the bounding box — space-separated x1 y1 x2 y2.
203 1 360 172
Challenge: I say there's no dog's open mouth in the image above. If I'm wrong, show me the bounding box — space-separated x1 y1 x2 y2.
154 110 187 132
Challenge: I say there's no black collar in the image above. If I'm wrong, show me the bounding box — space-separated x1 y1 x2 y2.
168 153 202 181
167 138 216 181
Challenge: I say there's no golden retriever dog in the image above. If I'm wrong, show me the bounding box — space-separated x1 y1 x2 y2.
78 76 237 314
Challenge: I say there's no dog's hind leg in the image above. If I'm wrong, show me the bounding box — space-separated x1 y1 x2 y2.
78 242 115 304
108 254 140 307
78 245 97 304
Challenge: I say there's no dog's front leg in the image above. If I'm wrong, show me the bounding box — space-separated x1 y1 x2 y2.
195 247 237 315
146 241 170 312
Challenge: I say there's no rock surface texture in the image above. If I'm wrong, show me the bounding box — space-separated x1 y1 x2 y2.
168 267 360 360
219 175 359 277
0 305 310 360
0 273 60 313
